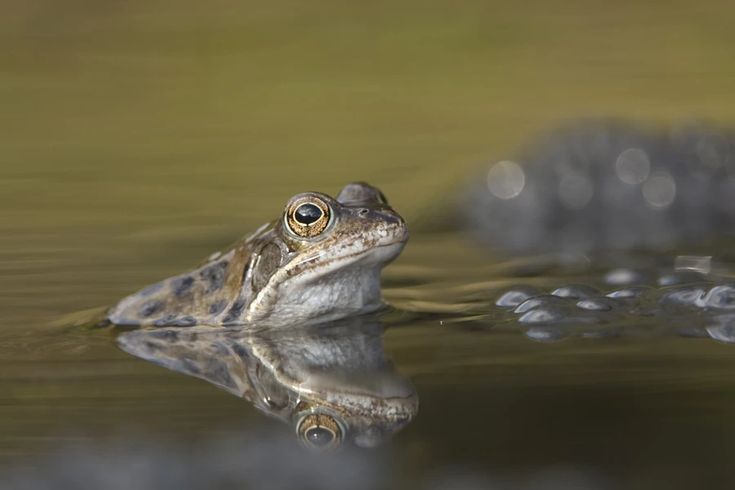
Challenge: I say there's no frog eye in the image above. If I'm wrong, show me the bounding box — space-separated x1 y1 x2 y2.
296 413 343 450
285 197 331 238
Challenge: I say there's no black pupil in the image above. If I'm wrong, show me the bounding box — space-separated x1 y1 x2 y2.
295 203 323 225
305 426 334 447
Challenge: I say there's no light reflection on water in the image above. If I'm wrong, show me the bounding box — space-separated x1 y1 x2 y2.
2 169 735 489
2 231 735 489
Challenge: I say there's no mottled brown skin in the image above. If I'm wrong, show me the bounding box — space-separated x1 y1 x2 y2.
107 243 253 327
107 182 408 328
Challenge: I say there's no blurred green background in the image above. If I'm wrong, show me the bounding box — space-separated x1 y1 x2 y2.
4 0 735 322
4 0 735 222
3 1 735 487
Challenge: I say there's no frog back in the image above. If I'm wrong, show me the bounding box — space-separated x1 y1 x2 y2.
106 244 252 327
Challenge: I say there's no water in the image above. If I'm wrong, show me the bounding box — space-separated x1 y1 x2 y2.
3 229 735 489
4 1 735 488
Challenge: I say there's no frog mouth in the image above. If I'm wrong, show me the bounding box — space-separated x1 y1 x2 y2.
291 239 407 275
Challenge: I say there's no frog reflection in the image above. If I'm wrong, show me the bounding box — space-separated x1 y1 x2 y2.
116 317 418 449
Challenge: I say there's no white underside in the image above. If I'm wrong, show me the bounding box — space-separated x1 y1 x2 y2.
246 242 405 327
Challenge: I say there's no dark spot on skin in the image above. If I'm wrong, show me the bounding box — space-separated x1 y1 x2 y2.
151 314 196 327
211 343 231 356
140 282 164 297
200 261 228 293
209 300 227 315
210 362 235 387
154 315 177 327
251 243 282 293
172 276 195 298
170 316 197 327
150 330 179 341
143 341 160 352
140 301 163 318
221 299 246 324
181 358 201 375
232 343 247 358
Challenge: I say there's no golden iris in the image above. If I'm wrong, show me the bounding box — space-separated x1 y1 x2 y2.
285 198 331 238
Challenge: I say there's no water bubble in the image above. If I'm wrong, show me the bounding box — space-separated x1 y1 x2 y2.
551 284 600 299
615 148 651 185
486 160 525 200
558 174 594 210
513 295 565 314
495 286 541 307
642 171 676 209
576 297 615 311
519 307 564 324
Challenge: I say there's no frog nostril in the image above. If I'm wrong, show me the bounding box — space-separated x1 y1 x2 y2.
358 208 369 216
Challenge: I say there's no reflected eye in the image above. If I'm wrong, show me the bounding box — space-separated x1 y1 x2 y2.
285 197 331 238
297 413 343 450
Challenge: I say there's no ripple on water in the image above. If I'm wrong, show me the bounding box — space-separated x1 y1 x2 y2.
697 284 735 309
706 315 735 343
524 326 568 342
657 270 708 286
605 287 653 300
659 286 707 307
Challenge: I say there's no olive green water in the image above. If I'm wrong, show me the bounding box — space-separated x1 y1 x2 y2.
3 1 735 488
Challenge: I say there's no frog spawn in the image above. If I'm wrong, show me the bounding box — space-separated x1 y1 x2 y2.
495 274 735 343
461 121 735 254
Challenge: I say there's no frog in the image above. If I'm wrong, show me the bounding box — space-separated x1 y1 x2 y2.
116 316 419 449
107 182 408 328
